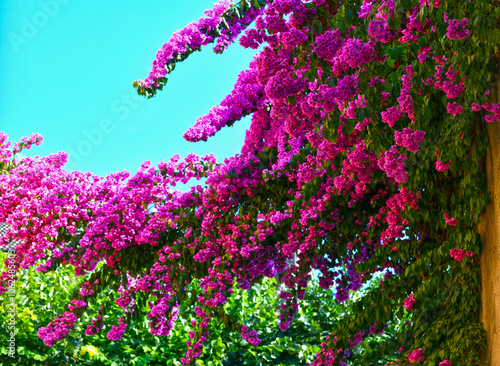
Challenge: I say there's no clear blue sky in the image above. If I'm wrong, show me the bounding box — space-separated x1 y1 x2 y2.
0 0 256 178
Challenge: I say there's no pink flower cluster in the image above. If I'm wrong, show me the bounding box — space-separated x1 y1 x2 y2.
435 161 450 172
443 212 457 226
37 311 78 346
481 103 500 123
403 293 416 310
378 146 408 184
314 29 344 62
394 128 426 153
381 106 403 127
368 19 393 43
213 5 263 53
0 132 42 164
183 69 264 142
408 348 426 363
444 13 470 40
449 249 474 262
446 102 464 115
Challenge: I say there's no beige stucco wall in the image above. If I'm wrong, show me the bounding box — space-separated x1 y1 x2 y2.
479 73 500 366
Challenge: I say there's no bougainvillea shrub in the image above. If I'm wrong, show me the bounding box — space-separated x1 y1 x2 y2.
1 0 499 365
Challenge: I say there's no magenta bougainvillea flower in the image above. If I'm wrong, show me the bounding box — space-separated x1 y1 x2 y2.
404 293 416 310
435 161 450 172
443 212 457 226
449 249 474 262
408 348 426 363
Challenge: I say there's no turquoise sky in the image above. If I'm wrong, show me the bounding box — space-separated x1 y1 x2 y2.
0 0 256 178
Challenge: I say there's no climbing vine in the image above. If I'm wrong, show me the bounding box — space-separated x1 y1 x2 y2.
1 0 499 365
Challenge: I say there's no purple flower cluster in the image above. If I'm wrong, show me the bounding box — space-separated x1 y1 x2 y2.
378 146 408 184
241 325 262 346
446 102 464 115
347 331 364 348
368 19 393 43
394 128 426 153
444 13 470 40
213 5 264 53
37 311 78 346
107 319 128 341
381 106 403 127
314 30 344 62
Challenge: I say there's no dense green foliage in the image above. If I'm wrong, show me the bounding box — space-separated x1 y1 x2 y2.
2 252 398 365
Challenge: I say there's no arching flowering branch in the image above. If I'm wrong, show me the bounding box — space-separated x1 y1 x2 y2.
133 0 267 98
